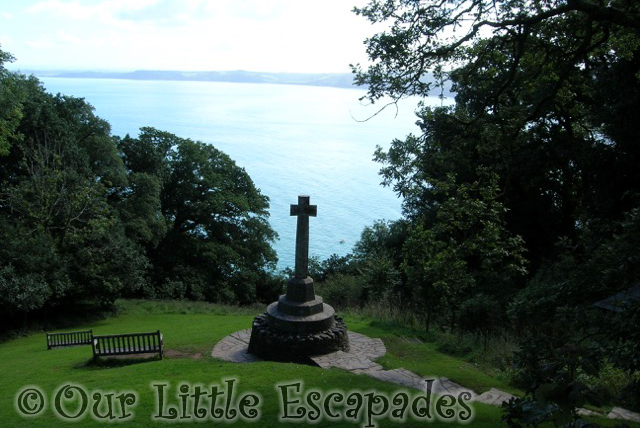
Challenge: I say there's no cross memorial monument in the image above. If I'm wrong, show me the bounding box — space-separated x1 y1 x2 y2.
290 195 317 280
247 195 349 361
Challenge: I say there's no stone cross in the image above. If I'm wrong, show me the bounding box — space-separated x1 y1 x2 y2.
290 195 317 280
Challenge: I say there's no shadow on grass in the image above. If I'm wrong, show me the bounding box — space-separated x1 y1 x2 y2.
1 301 119 344
77 355 162 369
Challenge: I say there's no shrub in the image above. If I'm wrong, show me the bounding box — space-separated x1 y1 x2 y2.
317 274 364 309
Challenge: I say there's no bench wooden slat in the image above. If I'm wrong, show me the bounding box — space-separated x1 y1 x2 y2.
46 330 93 349
92 330 163 360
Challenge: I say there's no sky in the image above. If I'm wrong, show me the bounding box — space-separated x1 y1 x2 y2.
0 0 380 73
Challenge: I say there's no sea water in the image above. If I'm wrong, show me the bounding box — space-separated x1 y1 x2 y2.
39 77 448 269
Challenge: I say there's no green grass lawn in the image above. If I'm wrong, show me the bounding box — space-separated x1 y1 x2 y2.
0 300 635 428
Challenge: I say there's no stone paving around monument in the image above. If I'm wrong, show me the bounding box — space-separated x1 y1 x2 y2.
211 329 262 363
213 329 510 406
211 329 640 423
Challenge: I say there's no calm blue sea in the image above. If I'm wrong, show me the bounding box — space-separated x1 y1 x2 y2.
39 77 446 269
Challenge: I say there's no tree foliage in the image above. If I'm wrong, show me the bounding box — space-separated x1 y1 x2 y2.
355 0 640 267
118 128 277 303
0 46 25 156
0 47 279 327
345 0 640 420
351 0 640 311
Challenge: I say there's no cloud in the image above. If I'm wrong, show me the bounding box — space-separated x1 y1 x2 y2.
26 0 103 20
26 0 160 21
0 35 14 46
115 0 193 24
13 0 377 72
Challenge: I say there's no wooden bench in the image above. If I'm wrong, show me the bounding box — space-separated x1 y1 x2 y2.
92 330 163 360
46 330 93 349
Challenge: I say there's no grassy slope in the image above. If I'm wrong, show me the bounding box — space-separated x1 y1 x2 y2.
0 300 635 428
346 314 521 395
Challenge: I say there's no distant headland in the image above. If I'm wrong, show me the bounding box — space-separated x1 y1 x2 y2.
24 69 358 89
22 69 453 95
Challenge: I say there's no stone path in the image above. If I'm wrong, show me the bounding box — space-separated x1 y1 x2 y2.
310 332 481 399
608 407 640 423
211 329 640 422
213 329 496 402
211 329 261 363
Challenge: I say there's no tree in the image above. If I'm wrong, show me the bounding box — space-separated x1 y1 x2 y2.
352 0 640 421
0 46 26 156
352 219 407 301
401 172 527 331
353 0 640 281
0 70 146 322
118 128 278 303
353 0 640 104
355 0 640 269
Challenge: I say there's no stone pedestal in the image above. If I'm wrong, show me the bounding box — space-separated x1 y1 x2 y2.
248 276 349 362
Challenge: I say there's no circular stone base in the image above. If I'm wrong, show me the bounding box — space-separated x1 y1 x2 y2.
247 313 349 362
